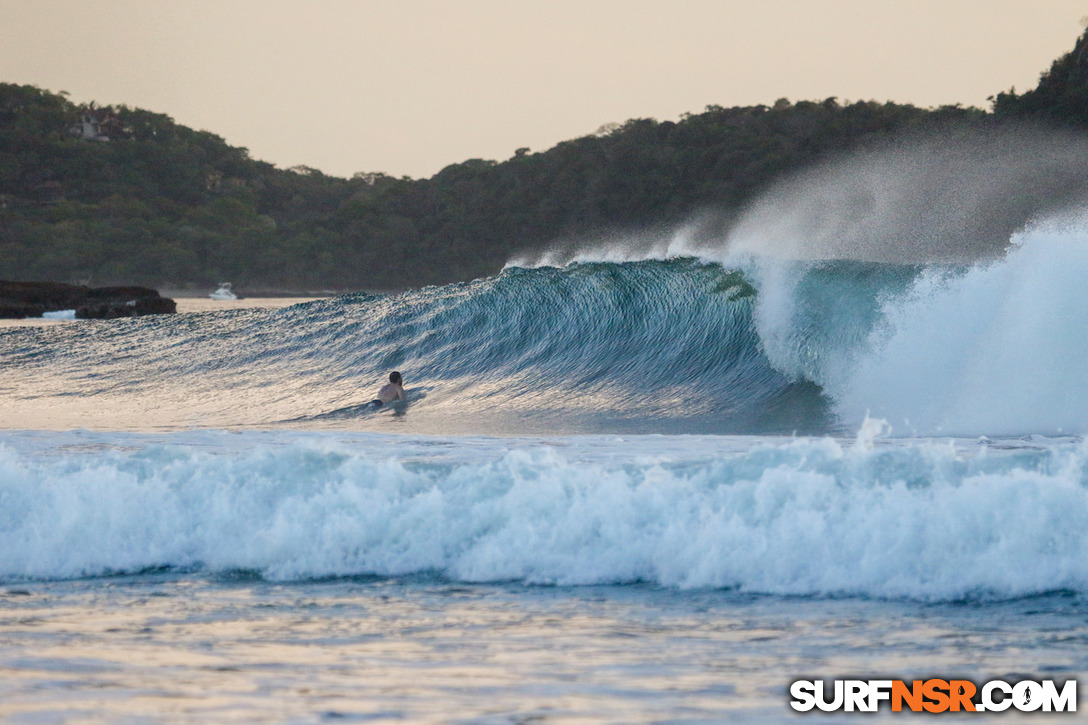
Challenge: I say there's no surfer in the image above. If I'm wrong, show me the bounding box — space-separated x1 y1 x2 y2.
370 371 405 407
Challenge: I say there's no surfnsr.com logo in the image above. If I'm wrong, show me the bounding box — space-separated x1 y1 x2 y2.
790 679 1077 713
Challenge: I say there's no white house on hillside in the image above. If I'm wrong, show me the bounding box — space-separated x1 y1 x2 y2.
72 107 127 141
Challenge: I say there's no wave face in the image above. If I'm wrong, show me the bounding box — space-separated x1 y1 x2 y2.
4 214 1088 437
0 259 827 435
3 428 1087 601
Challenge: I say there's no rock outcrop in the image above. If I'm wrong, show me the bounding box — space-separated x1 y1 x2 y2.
0 281 177 319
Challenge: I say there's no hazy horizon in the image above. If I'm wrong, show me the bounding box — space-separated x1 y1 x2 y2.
2 0 1085 179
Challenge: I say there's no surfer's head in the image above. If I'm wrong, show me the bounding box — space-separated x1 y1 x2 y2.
389 371 402 385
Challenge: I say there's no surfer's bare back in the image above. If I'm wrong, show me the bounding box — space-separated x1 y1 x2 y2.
370 371 405 407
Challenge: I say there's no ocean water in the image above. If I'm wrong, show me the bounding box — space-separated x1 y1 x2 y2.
5 204 1088 720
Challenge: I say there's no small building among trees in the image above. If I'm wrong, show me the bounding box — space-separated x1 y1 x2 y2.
71 106 128 141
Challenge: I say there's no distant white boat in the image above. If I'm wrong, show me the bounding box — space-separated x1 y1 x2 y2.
209 283 238 301
42 309 77 320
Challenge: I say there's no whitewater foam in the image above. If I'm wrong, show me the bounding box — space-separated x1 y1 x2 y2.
762 214 1088 436
3 429 1087 601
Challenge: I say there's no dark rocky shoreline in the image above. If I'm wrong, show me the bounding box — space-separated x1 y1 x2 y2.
0 281 176 319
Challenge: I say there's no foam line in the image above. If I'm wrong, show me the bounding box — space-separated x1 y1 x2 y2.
2 431 1086 601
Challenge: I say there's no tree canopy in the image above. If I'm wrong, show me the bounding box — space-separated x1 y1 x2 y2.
3 28 1088 291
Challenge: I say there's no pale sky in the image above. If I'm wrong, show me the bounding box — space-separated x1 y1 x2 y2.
1 0 1085 179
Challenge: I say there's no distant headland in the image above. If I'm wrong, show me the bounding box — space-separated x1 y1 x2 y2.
0 280 175 319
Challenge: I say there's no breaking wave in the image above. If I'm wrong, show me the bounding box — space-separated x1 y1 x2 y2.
2 428 1087 602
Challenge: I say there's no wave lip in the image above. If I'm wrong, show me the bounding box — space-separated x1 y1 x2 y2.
2 430 1087 602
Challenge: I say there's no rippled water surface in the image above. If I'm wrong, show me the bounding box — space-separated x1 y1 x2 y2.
3 575 1087 724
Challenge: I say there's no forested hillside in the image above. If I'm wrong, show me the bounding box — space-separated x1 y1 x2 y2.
3 29 1088 291
991 28 1088 128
